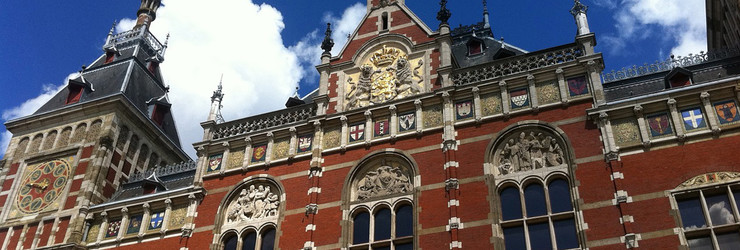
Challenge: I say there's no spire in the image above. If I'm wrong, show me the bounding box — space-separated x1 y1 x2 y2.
161 33 170 58
483 0 490 29
321 23 335 57
570 0 591 36
437 0 452 25
208 75 225 123
134 0 162 30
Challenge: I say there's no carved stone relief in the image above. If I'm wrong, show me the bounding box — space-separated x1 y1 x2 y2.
272 139 290 160
536 81 560 105
612 118 641 147
423 105 443 128
323 128 341 149
354 161 413 201
225 184 281 223
494 130 566 176
227 149 244 170
169 206 188 228
481 93 502 116
345 45 424 110
678 172 740 189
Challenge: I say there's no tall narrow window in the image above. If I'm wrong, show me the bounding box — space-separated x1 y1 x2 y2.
353 212 370 244
223 235 238 250
351 204 413 249
260 228 275 250
382 12 389 30
674 183 740 250
241 232 256 250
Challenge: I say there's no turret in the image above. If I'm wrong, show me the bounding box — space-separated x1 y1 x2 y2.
134 0 162 30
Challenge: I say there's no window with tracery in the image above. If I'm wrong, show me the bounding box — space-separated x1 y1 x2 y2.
489 126 582 250
346 152 416 250
673 172 740 250
218 178 282 250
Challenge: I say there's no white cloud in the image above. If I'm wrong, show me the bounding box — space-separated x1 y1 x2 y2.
289 2 366 85
0 74 74 158
602 0 706 58
0 1 368 159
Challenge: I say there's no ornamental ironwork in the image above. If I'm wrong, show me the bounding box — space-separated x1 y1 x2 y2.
127 161 196 183
451 44 583 86
211 105 315 140
601 47 740 83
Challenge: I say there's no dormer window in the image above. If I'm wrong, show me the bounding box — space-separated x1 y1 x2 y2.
147 61 159 75
468 40 484 56
105 51 116 64
665 67 693 89
149 104 168 126
65 85 83 104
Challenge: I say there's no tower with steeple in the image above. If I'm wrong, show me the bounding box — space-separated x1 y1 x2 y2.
0 1 190 248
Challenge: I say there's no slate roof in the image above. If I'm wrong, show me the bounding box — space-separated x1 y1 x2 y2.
109 161 197 202
451 22 528 69
31 34 181 147
603 56 740 102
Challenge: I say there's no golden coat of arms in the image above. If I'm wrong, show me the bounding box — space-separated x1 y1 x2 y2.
346 45 424 109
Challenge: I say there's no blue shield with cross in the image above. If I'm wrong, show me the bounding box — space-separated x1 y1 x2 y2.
149 211 165 230
681 108 706 130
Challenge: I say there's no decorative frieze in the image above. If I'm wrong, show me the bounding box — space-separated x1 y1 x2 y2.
355 164 413 201
226 184 281 223
494 130 566 176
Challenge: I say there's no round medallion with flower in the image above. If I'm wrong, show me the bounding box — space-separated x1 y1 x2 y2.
16 159 71 214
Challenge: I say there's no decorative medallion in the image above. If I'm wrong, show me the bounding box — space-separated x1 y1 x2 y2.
106 219 121 238
537 81 560 105
481 93 502 116
374 119 389 137
227 149 244 170
510 88 530 109
272 139 290 160
252 145 267 163
86 220 101 243
681 107 707 131
356 164 413 201
349 123 365 143
678 172 740 189
455 100 474 120
612 118 641 147
207 154 223 173
398 112 416 132
126 214 143 234
323 128 341 149
346 45 424 109
169 207 187 229
423 105 443 128
149 211 165 230
16 157 73 214
567 76 589 96
297 134 313 153
646 113 673 137
226 184 281 223
495 130 566 176
714 100 740 125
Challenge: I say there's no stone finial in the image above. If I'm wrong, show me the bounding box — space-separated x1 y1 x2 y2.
321 23 334 56
437 0 451 24
570 0 588 16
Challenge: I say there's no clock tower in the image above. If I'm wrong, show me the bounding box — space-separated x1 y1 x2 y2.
0 0 190 249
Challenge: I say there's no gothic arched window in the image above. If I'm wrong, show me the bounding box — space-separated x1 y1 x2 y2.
488 124 583 249
216 177 283 250
345 151 417 249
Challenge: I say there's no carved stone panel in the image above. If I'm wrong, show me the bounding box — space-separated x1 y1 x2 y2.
345 45 425 110
481 93 502 116
612 118 641 147
353 158 413 201
423 105 443 128
225 183 281 224
492 129 567 176
272 138 290 160
323 128 341 149
227 148 245 170
536 81 560 105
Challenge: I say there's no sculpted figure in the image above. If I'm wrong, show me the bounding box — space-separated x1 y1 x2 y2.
356 164 412 200
546 138 563 166
516 132 532 170
395 57 422 96
530 132 546 169
226 184 281 223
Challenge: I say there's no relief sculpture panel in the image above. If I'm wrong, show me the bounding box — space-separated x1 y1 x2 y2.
494 130 567 176
225 184 281 224
354 160 413 201
346 45 424 110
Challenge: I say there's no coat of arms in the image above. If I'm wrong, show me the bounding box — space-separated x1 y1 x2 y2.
127 215 143 234
149 211 165 230
375 119 389 137
714 100 740 124
252 145 267 162
399 112 416 132
510 88 529 108
456 100 473 120
106 219 121 238
681 108 706 130
567 76 589 96
346 45 424 109
350 123 365 142
298 135 313 153
208 154 223 172
647 113 673 137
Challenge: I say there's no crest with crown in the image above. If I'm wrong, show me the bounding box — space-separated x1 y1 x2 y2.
370 45 402 67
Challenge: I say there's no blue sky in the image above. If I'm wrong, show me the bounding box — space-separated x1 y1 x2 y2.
0 0 707 158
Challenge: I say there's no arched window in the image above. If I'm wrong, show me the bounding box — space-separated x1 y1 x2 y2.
489 125 582 249
346 151 417 249
217 178 283 250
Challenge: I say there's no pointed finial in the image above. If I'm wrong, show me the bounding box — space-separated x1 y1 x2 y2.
437 0 451 24
482 0 490 29
321 23 335 55
164 33 170 47
483 0 489 14
293 86 300 98
109 21 117 35
570 0 588 16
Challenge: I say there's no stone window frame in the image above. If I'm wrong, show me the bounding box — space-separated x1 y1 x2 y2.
213 176 285 250
671 173 740 249
340 150 420 250
484 122 586 250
